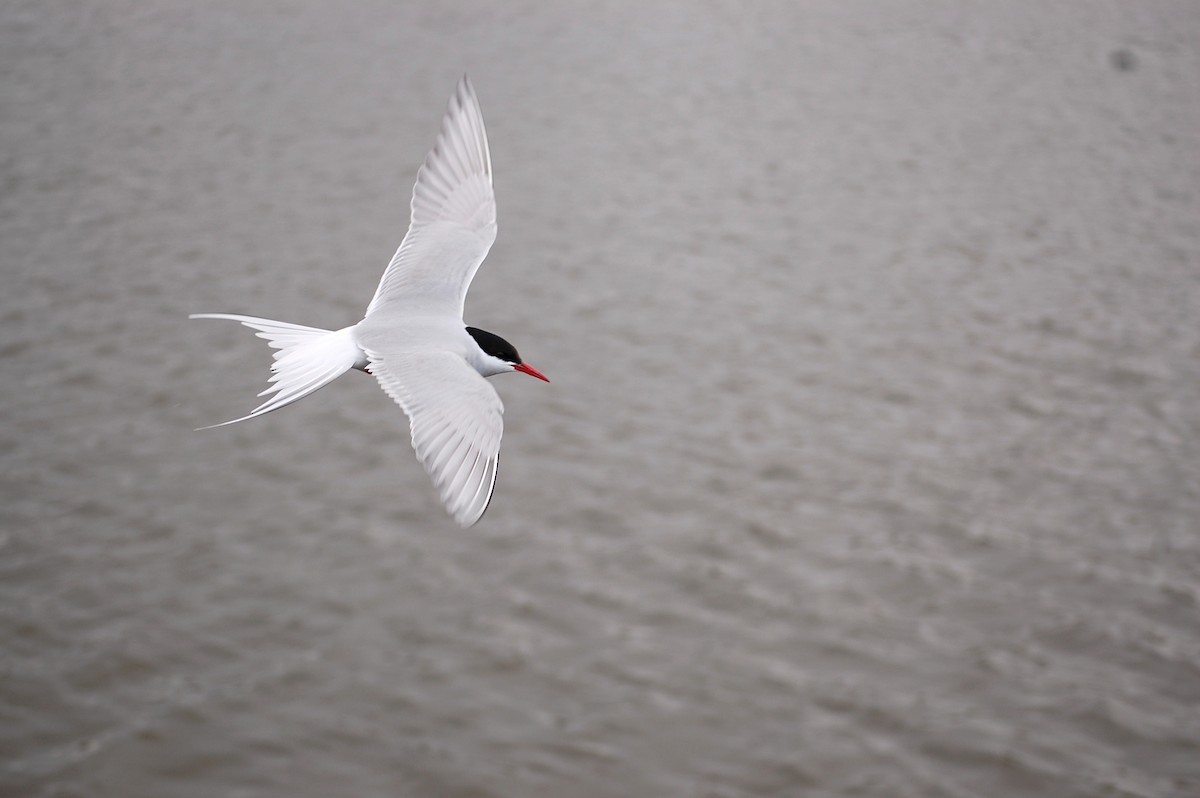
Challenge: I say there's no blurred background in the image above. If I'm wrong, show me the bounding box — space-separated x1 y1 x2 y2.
2 2 1199 796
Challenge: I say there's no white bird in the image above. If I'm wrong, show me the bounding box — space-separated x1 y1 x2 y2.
191 76 549 527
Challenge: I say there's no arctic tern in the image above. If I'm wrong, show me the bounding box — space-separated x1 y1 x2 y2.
191 77 548 527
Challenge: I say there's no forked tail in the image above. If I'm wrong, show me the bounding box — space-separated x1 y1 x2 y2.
189 313 364 429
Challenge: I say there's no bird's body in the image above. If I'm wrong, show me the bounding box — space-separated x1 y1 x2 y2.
191 77 548 527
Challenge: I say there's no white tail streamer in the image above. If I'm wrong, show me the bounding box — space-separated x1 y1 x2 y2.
189 314 363 429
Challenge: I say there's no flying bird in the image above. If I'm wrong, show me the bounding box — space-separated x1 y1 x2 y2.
191 77 548 527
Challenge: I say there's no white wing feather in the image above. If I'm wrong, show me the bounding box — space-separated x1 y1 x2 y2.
365 76 497 320
367 349 504 527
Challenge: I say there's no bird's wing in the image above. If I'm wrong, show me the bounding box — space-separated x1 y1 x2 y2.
366 348 504 527
365 76 497 320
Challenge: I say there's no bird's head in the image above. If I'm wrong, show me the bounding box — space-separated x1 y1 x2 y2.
467 327 550 382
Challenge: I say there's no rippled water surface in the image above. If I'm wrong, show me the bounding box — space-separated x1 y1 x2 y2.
3 2 1199 796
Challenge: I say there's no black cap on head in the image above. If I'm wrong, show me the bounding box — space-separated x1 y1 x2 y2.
466 327 520 364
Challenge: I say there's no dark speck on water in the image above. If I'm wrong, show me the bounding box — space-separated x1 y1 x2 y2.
1111 48 1137 71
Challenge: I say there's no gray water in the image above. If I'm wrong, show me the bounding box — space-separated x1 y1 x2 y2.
3 2 1199 796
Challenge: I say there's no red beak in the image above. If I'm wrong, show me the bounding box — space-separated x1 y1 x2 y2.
514 362 550 382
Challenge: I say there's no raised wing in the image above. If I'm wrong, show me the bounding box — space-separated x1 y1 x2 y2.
366 349 504 527
365 76 497 320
